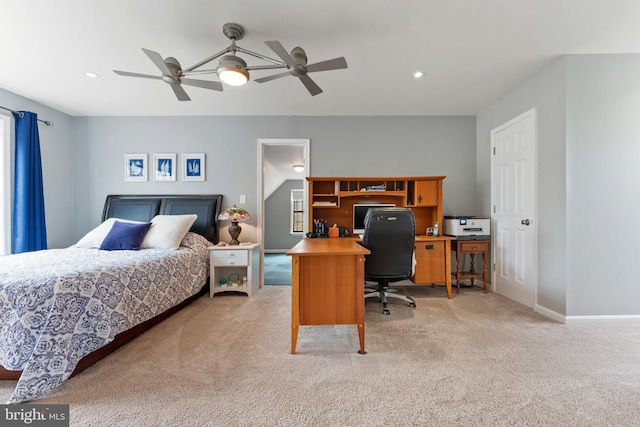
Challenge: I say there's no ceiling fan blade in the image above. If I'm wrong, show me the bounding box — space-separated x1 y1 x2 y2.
113 70 162 80
299 74 323 96
305 57 348 73
170 84 191 101
142 48 174 76
254 71 291 83
181 78 223 91
264 41 297 67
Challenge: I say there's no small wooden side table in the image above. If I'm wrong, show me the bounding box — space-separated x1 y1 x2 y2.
451 239 489 293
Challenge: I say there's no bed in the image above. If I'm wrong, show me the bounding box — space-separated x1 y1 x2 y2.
0 194 222 403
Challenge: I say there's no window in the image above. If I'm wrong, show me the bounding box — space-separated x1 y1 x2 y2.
0 114 9 254
290 189 304 234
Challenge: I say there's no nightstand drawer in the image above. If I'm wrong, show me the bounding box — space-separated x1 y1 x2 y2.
458 241 489 253
212 250 248 266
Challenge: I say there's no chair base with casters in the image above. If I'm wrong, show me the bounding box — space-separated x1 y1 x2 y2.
364 279 416 315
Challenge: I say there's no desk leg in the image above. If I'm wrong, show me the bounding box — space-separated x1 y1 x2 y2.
444 239 452 299
291 256 300 354
356 255 366 354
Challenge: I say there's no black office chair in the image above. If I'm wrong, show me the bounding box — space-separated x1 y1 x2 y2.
362 207 416 315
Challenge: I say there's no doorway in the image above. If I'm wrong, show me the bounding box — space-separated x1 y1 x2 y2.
257 138 310 287
490 108 537 308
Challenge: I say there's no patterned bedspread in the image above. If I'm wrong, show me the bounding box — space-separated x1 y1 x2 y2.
0 232 210 403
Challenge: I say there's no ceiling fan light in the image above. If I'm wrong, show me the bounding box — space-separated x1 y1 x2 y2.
217 55 249 86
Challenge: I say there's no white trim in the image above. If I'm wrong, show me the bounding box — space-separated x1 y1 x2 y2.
565 315 640 325
534 304 565 324
0 114 10 255
534 303 640 325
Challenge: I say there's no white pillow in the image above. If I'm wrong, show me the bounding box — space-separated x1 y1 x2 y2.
75 218 142 248
141 214 198 249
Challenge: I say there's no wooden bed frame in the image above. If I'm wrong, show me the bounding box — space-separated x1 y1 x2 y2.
0 194 223 380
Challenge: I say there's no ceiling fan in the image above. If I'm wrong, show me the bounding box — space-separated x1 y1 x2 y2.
254 41 348 96
113 23 347 100
113 49 223 101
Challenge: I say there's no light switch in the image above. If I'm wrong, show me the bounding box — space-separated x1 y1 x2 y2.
240 195 246 204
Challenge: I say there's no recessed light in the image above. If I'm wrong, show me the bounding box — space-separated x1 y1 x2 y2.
85 72 100 78
413 71 424 79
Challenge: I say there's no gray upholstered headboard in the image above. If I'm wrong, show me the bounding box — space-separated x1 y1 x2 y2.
102 194 223 244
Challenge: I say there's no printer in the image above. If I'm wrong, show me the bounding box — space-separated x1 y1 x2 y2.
443 216 490 240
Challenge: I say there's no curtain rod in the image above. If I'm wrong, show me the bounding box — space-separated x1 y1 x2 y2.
0 105 53 126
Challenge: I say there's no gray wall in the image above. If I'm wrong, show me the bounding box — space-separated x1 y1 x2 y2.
72 115 477 245
477 54 640 317
0 87 74 250
565 54 640 316
264 179 303 251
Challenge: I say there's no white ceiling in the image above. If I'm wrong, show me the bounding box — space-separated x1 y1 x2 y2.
2 0 640 117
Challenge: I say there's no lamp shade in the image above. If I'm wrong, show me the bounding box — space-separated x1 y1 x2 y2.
218 205 251 222
217 56 249 86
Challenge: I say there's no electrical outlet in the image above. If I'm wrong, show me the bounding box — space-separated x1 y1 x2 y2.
240 195 246 204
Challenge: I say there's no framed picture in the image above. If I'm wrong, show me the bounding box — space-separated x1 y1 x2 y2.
124 153 148 182
153 153 176 181
182 153 205 181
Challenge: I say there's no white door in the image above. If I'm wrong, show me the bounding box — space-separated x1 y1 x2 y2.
491 108 536 308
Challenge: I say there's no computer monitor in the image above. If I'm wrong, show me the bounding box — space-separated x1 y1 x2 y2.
352 203 395 235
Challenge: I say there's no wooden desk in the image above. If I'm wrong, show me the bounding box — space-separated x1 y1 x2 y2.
286 238 370 355
451 239 489 293
412 235 454 299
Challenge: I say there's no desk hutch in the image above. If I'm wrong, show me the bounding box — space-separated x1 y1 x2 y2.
307 176 453 298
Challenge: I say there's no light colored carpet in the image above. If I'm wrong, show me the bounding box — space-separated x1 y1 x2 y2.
2 285 639 426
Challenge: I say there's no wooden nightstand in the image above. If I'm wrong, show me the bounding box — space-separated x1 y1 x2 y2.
208 243 261 297
451 239 489 293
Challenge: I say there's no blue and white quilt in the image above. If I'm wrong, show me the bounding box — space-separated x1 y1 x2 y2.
0 232 210 403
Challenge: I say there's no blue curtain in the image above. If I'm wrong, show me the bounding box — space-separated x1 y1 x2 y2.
12 111 47 253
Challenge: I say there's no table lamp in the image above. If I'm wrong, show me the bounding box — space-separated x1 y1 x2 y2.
218 205 251 245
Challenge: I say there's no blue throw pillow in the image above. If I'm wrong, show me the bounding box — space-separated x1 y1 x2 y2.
99 221 152 251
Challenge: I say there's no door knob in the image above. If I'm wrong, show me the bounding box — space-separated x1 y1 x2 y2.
521 219 531 226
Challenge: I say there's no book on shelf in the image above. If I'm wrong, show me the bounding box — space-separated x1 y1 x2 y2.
312 201 337 206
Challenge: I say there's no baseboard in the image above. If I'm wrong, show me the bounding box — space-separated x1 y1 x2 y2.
565 314 640 325
536 303 640 324
534 304 565 323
